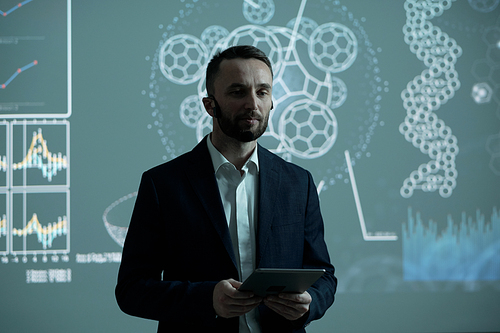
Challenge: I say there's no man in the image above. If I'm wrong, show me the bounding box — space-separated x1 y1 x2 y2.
115 45 337 332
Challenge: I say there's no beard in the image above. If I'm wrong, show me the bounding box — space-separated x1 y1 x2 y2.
216 105 269 143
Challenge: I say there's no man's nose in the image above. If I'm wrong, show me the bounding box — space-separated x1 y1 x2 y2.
244 92 259 110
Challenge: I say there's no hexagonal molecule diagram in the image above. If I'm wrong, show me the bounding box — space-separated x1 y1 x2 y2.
309 22 358 73
159 34 209 85
242 0 275 25
279 99 338 159
160 10 358 161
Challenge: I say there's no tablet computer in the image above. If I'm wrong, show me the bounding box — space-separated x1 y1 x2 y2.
238 268 325 297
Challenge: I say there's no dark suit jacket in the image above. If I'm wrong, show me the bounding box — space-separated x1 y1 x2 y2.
115 136 336 332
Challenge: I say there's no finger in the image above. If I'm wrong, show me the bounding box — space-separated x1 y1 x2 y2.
264 298 305 321
218 296 262 318
277 292 312 304
223 280 258 299
224 302 261 318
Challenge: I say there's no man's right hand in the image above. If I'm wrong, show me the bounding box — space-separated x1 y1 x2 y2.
213 278 263 318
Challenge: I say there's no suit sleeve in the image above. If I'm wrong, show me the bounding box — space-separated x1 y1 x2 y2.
258 168 337 332
300 170 337 326
115 172 218 326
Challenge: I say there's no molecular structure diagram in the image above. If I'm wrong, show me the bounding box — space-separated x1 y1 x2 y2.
471 25 500 109
158 12 358 160
400 0 462 198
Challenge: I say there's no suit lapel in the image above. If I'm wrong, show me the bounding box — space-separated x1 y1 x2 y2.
185 137 238 271
256 145 280 268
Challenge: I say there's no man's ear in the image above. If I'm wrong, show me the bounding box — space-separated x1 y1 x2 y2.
202 97 216 118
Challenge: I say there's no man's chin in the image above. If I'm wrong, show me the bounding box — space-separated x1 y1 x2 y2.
238 131 255 142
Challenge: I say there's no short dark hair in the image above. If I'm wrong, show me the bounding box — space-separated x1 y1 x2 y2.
205 45 273 96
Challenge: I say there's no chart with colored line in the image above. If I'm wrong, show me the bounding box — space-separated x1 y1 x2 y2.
0 0 33 17
11 191 69 255
0 0 71 118
0 120 70 258
1 60 38 90
11 121 69 187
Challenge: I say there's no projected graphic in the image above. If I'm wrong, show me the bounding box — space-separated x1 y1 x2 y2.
400 0 461 199
403 208 500 281
101 0 500 295
243 0 275 25
11 191 69 254
0 0 33 17
471 25 500 113
12 213 67 250
0 0 70 118
12 121 69 186
147 0 385 183
1 60 38 90
162 20 347 160
0 193 6 255
1 120 70 259
345 150 398 241
102 192 137 247
108 0 388 248
0 0 71 264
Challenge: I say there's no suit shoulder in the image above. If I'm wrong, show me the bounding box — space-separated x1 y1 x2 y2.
258 145 312 178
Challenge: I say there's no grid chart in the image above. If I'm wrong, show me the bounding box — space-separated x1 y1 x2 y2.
1 120 70 257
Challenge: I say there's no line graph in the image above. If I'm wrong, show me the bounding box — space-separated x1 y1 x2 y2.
0 0 33 17
345 150 398 241
13 127 68 182
12 213 67 250
1 60 38 89
1 0 71 119
11 191 69 255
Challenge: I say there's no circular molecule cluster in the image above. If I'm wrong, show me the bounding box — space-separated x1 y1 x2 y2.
157 17 358 160
146 1 385 191
242 0 275 25
279 99 338 159
400 0 462 198
309 22 358 73
159 34 209 85
201 25 229 48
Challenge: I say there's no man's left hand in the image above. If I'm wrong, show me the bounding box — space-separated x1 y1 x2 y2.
263 291 311 321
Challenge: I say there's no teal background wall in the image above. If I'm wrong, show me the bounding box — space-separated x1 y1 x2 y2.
1 0 499 332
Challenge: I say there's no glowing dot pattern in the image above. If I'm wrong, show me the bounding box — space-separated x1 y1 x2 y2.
400 0 462 198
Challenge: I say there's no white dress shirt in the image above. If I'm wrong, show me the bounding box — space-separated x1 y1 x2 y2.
207 136 261 333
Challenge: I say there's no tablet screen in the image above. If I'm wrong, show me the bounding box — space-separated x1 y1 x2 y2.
239 268 325 297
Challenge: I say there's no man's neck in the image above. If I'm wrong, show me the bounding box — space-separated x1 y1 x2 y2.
210 133 256 171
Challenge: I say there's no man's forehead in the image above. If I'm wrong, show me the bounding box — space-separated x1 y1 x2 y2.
216 58 273 85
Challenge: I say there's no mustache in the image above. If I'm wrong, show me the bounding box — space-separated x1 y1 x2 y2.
236 111 262 121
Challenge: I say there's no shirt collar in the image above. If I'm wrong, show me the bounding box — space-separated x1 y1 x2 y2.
206 134 259 173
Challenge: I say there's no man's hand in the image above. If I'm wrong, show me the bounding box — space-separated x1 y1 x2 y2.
264 291 312 321
213 279 263 318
